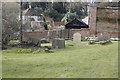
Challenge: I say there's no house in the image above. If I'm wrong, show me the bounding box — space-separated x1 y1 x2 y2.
18 3 53 31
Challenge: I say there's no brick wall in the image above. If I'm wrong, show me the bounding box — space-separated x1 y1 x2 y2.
97 7 119 19
89 6 119 38
71 29 90 38
23 29 90 41
23 30 68 41
89 6 97 35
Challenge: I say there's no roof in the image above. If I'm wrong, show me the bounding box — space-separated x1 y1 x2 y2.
82 16 89 25
65 18 89 29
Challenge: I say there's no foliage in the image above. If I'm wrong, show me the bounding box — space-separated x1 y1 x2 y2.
53 2 67 13
107 2 119 7
30 2 88 22
31 2 49 10
94 2 120 7
34 7 43 14
70 2 88 19
44 7 59 21
61 12 78 23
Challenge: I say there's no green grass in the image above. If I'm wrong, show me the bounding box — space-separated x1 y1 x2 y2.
2 41 118 78
0 51 2 78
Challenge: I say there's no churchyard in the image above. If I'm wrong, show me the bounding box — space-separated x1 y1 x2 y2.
2 40 118 78
1 2 119 79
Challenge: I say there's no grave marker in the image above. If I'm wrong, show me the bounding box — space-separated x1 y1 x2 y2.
73 33 81 46
52 38 65 49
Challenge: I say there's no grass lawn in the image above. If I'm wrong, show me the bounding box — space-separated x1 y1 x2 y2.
2 41 118 78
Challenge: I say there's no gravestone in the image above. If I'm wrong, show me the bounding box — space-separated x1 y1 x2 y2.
73 33 81 46
52 38 65 49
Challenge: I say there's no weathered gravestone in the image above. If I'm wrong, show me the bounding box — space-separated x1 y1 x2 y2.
73 33 81 46
52 38 65 49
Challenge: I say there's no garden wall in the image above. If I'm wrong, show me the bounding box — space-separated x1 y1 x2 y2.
23 29 90 41
89 6 120 38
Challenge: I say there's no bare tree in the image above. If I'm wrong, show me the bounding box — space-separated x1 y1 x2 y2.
2 2 20 46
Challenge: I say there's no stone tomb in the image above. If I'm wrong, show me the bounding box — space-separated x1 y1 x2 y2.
52 38 65 49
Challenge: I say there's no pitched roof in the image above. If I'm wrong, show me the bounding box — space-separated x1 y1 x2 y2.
65 18 89 29
82 16 89 25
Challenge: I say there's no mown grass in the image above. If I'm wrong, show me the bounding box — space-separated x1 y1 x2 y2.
2 41 118 78
0 51 2 78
